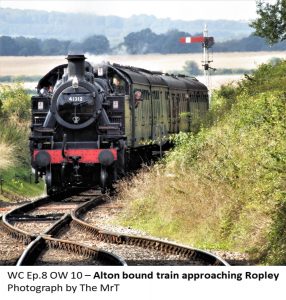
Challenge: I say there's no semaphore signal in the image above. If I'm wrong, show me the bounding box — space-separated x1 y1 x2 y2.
180 24 215 101
179 36 205 43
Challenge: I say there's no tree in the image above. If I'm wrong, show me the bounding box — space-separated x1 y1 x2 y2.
123 28 157 54
81 35 110 54
123 28 202 54
251 0 286 44
159 30 201 54
14 37 42 55
182 61 203 76
0 36 20 55
41 39 70 55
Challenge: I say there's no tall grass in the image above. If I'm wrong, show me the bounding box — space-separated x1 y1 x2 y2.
118 165 232 246
0 83 44 200
0 142 15 170
0 120 30 167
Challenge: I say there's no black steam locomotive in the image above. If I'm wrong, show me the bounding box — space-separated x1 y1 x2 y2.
30 55 208 194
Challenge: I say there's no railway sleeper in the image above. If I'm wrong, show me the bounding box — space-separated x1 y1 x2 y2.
72 220 100 235
187 252 197 260
46 239 88 258
1 225 32 244
8 213 64 222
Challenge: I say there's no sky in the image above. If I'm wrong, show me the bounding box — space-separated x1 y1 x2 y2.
0 0 259 21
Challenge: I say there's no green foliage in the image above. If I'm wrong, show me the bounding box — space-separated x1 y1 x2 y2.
41 38 70 55
0 84 31 167
251 0 286 44
14 36 41 56
81 35 110 54
0 83 44 200
203 84 238 127
168 63 286 263
0 35 109 56
214 33 286 52
123 28 159 54
0 36 20 55
122 28 286 54
0 166 45 201
0 83 30 121
237 59 286 96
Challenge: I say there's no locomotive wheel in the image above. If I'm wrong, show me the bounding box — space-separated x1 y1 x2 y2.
100 166 108 194
100 164 117 194
46 169 55 195
46 167 61 195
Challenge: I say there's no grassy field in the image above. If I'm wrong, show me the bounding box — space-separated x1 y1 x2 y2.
1 51 285 76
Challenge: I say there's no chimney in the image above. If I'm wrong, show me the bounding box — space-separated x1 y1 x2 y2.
66 54 86 80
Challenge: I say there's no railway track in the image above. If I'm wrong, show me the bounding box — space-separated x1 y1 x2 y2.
0 191 228 266
1 193 125 266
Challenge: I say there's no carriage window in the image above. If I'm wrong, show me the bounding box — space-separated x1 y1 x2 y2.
152 90 160 99
134 89 151 101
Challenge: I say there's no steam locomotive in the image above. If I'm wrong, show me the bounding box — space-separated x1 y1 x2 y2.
30 54 208 194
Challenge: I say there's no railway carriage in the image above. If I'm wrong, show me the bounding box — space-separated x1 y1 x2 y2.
30 54 208 194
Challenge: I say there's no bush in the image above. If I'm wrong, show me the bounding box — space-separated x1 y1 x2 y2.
0 83 30 122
